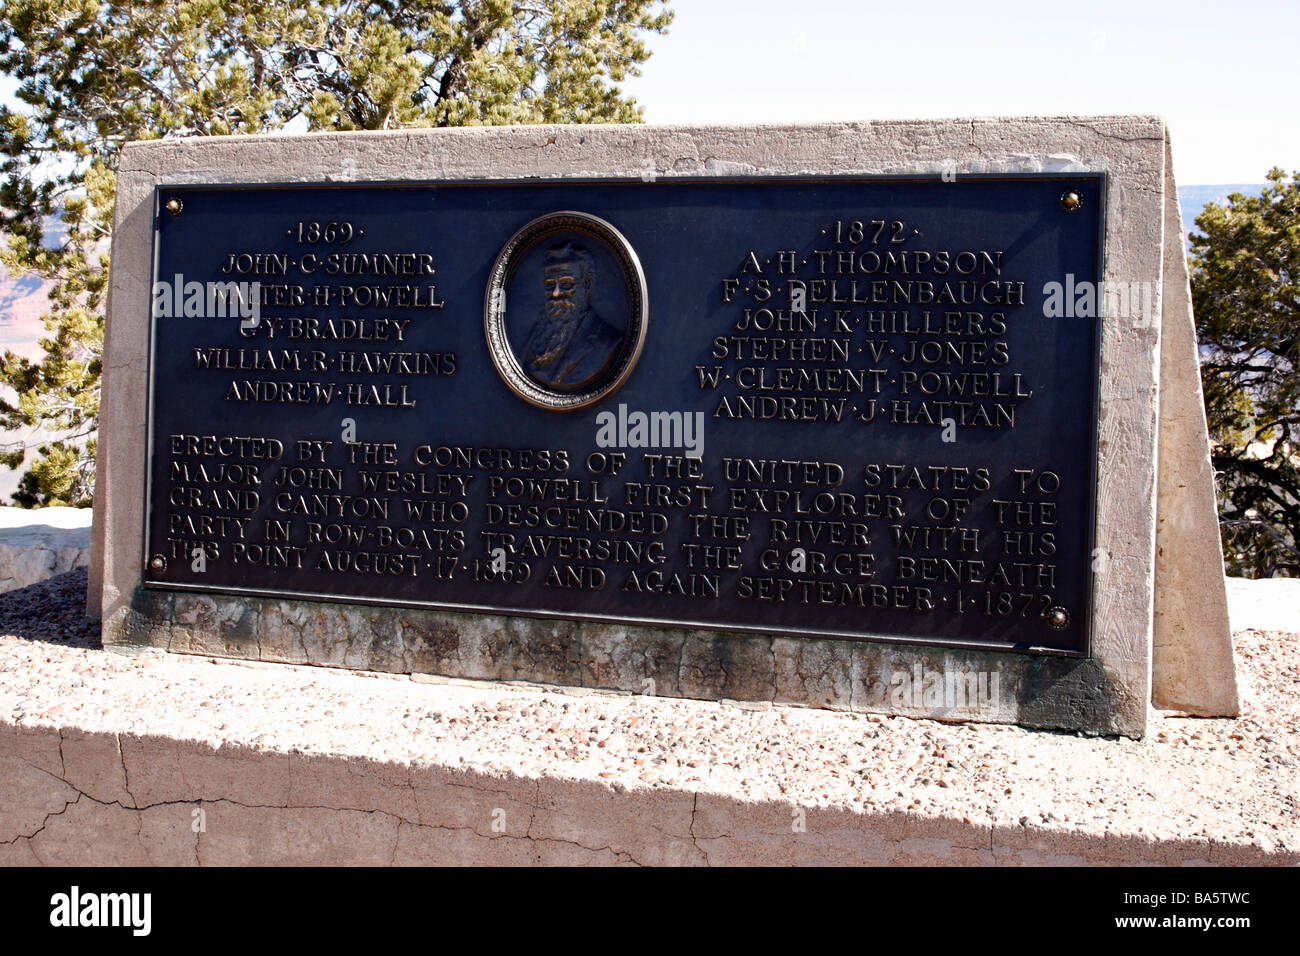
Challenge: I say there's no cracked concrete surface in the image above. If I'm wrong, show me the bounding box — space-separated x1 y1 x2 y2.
2 569 1296 865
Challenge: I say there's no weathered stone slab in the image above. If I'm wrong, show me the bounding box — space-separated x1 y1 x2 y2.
1151 131 1239 716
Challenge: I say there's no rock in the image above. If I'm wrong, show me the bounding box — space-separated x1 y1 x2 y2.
0 506 92 593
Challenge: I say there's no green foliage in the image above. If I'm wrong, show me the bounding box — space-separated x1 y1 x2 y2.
0 0 672 506
1191 168 1300 576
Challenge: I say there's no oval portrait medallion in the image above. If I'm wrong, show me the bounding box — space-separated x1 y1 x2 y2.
484 211 647 410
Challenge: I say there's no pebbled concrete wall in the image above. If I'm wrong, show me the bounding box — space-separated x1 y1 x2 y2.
2 716 1289 867
3 593 1292 867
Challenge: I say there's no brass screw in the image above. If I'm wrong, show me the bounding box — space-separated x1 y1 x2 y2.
1060 190 1083 212
1047 607 1069 629
149 554 166 573
165 197 183 216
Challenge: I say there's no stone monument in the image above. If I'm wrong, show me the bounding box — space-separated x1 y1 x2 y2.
90 117 1239 737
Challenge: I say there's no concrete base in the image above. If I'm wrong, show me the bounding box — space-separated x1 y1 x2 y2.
5 721 1283 866
2 579 1294 865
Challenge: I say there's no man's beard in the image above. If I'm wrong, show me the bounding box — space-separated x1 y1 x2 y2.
545 297 577 321
532 300 583 368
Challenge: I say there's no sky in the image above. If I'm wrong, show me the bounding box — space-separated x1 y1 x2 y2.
0 0 1291 185
621 0 1298 183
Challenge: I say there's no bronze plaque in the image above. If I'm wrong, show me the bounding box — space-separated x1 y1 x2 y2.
144 175 1103 655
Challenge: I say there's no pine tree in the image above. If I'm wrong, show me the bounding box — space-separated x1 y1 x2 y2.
0 0 672 506
1191 169 1300 576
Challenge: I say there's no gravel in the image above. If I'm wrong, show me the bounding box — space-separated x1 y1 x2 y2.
0 566 100 648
